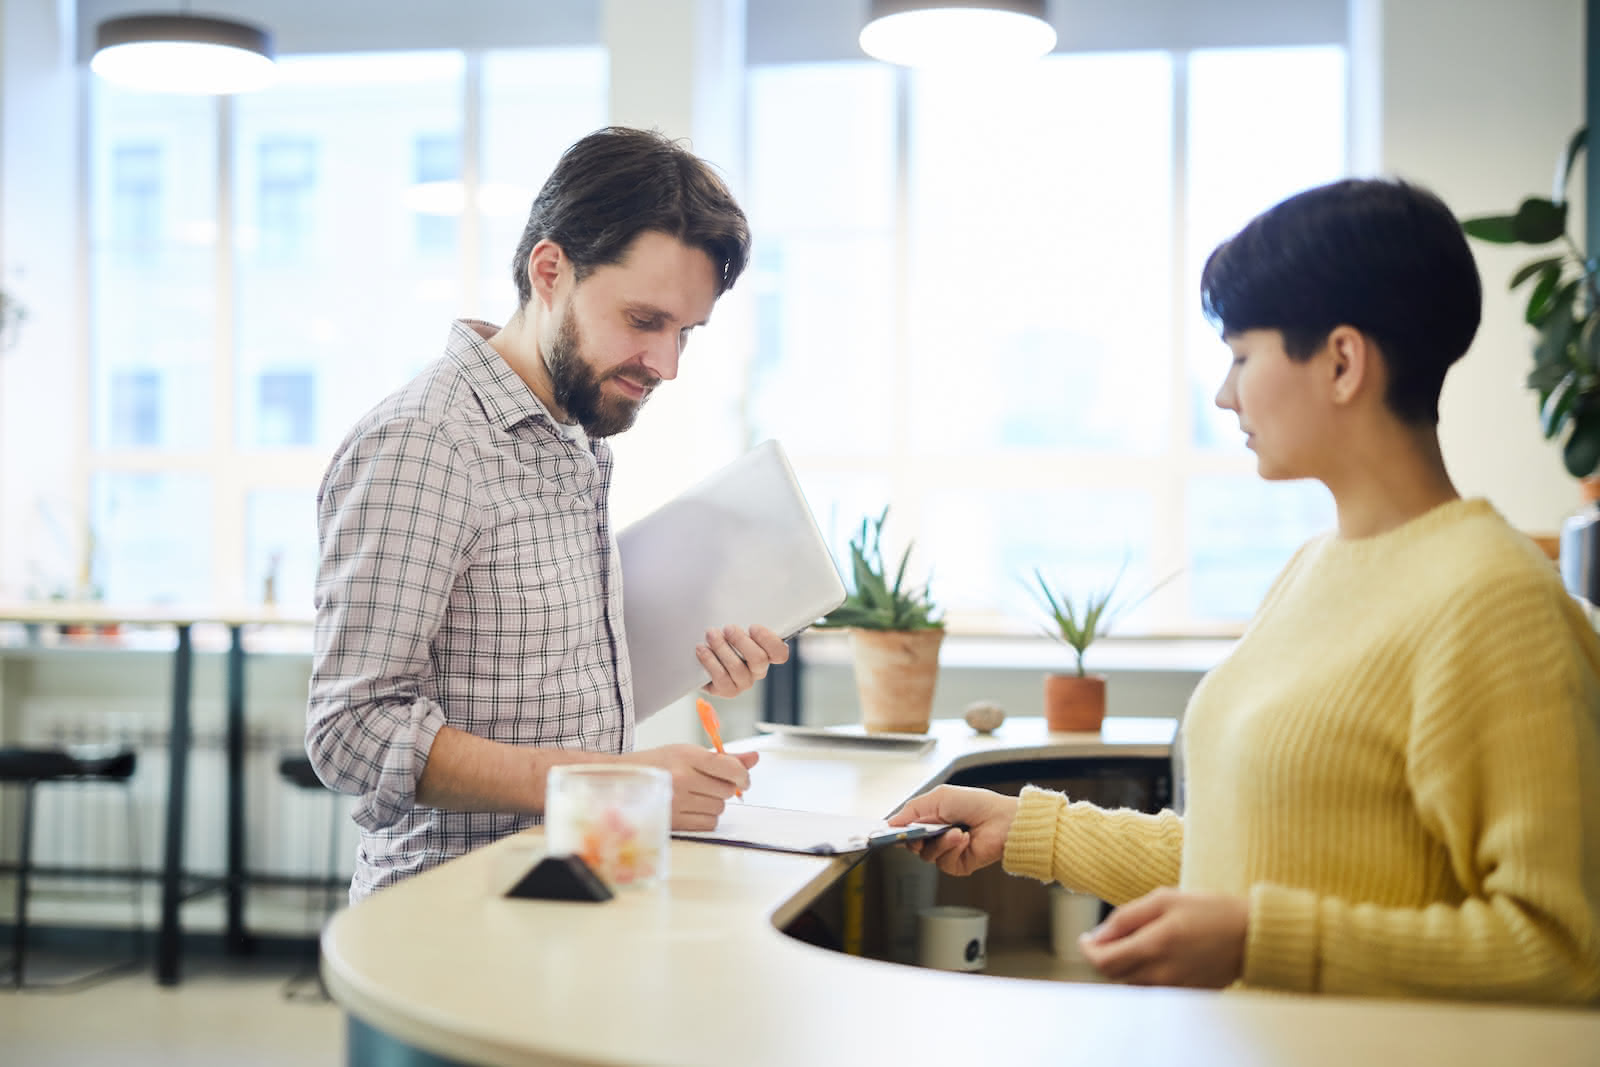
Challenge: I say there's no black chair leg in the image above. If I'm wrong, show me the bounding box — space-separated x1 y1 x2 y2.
318 794 340 997
122 779 146 966
8 783 37 988
284 793 340 1003
1 776 144 992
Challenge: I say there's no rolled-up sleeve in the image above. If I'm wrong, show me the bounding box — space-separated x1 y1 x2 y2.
306 415 483 831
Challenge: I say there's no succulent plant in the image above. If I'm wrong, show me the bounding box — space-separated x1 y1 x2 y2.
816 507 942 632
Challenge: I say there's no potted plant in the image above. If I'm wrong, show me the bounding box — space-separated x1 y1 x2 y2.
1029 562 1168 732
1460 127 1600 479
816 507 945 733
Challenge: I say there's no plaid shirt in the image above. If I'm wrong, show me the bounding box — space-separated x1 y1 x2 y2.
308 319 633 900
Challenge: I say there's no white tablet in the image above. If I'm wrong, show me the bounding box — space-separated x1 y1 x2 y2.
618 440 846 716
753 721 937 754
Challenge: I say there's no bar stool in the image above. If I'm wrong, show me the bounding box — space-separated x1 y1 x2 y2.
0 744 143 989
277 753 341 1002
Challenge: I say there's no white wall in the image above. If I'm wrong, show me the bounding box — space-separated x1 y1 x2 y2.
1363 0 1586 533
601 0 753 523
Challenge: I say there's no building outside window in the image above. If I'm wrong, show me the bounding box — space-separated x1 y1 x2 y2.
412 132 462 258
107 369 162 447
256 136 318 263
109 143 162 266
255 370 315 448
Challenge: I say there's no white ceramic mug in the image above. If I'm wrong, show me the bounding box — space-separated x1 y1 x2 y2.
1049 885 1104 960
917 905 988 972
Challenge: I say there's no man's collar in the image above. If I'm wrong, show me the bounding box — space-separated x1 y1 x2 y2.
446 318 560 432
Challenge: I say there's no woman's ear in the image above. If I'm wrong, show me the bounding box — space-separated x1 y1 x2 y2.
1326 325 1373 406
526 239 566 310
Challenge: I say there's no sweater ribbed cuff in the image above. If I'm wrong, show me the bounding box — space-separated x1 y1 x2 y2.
1001 786 1065 882
1244 883 1320 993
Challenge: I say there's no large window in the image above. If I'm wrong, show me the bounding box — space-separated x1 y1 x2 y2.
80 31 1346 632
746 46 1346 633
86 49 608 608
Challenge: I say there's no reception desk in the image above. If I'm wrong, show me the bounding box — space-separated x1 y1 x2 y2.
320 717 1600 1067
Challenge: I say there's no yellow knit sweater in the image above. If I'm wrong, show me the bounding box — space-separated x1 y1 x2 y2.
1002 498 1600 1004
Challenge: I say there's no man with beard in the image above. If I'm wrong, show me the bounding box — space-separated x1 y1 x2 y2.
306 127 789 901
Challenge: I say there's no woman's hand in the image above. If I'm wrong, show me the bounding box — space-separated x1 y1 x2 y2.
886 785 1019 877
1077 888 1248 989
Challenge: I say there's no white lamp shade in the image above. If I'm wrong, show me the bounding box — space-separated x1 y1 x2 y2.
860 0 1057 68
91 14 276 94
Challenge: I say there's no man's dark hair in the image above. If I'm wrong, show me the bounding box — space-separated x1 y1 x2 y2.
1199 178 1482 426
510 126 750 307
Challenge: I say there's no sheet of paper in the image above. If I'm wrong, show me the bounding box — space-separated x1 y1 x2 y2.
672 804 950 855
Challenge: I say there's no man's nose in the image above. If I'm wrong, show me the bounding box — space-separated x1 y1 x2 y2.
642 335 680 382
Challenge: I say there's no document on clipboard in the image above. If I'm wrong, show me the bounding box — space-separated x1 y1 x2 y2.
618 440 847 716
672 804 955 856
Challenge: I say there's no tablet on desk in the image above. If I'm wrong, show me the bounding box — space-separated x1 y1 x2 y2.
754 721 937 755
618 440 846 716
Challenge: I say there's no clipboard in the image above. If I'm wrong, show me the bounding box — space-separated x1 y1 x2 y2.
618 440 846 716
672 804 954 856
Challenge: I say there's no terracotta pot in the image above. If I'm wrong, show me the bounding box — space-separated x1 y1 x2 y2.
1043 673 1106 733
849 628 945 733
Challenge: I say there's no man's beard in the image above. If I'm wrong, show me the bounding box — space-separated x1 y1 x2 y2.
545 304 659 438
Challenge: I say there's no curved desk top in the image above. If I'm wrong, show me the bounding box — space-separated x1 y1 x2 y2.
321 717 1600 1067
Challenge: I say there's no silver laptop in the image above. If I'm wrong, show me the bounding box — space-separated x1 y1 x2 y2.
618 440 846 716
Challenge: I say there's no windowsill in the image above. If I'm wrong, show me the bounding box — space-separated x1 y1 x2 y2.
0 624 1235 674
797 630 1233 674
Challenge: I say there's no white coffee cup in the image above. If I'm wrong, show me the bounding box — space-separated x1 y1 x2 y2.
1049 885 1103 960
917 905 988 972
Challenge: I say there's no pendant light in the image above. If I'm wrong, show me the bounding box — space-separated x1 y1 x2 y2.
859 0 1057 68
91 11 276 95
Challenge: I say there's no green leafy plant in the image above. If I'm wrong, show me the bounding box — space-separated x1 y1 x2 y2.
1461 127 1600 478
1029 562 1171 677
0 287 24 350
817 507 943 631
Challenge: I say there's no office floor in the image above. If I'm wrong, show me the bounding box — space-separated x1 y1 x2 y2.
0 951 343 1066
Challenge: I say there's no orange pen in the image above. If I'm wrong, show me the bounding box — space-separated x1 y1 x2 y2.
695 697 742 799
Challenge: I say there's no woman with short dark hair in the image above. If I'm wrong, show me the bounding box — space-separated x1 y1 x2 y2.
891 178 1600 1005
